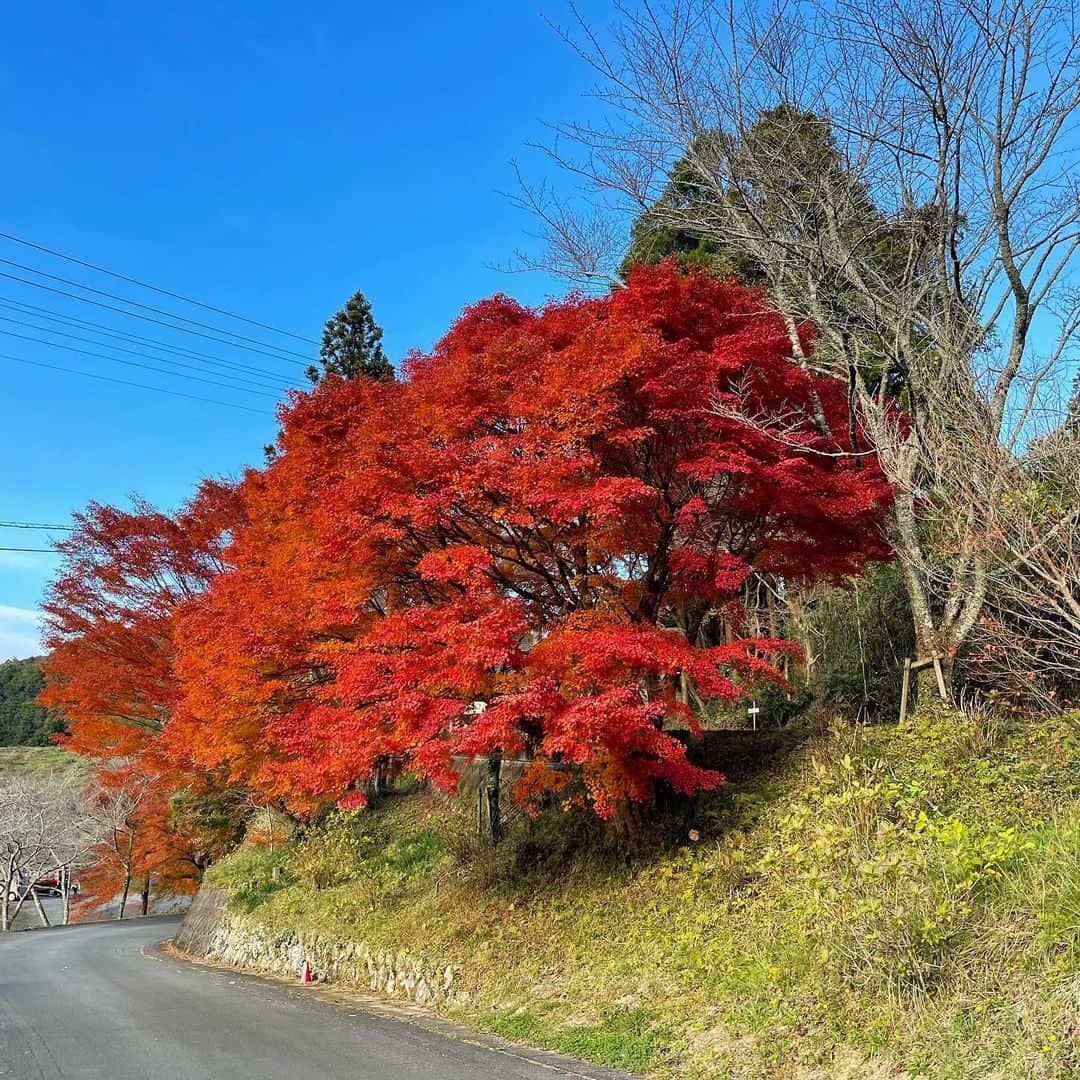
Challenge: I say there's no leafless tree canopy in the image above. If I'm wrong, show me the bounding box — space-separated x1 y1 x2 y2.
967 427 1080 706
1 773 102 930
524 0 1080 679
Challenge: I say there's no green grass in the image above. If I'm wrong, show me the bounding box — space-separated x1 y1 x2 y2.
0 745 87 778
487 1006 676 1073
206 706 1080 1078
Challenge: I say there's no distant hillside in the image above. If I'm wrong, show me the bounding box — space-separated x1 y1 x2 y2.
0 745 86 779
0 656 67 747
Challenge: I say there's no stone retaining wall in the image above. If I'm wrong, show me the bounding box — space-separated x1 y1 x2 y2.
175 886 460 1008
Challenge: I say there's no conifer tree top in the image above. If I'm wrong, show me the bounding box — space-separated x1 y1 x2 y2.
308 289 393 384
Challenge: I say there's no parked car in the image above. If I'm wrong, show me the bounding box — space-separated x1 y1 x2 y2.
6 875 80 902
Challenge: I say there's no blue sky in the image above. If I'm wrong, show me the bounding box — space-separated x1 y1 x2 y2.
0 1 616 658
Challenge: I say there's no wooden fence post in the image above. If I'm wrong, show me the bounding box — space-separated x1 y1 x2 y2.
933 656 948 701
899 657 912 723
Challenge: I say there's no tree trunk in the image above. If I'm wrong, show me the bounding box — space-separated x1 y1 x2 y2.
2 861 29 932
60 866 71 925
889 497 962 705
115 824 137 919
140 876 151 916
0 858 13 932
117 872 131 920
485 752 503 846
785 585 818 689
31 888 50 928
892 525 940 652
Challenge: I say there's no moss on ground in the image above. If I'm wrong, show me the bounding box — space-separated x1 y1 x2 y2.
206 706 1080 1078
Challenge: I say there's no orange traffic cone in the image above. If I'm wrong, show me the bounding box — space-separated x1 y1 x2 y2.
299 961 313 984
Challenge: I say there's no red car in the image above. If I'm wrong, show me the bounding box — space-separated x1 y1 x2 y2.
6 876 79 902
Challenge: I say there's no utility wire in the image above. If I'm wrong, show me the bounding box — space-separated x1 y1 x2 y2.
0 269 312 367
0 256 315 362
0 230 319 346
0 546 58 553
0 295 301 383
1 353 266 414
0 313 290 393
0 328 281 398
0 521 73 530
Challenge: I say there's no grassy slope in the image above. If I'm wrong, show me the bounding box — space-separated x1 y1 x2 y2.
0 745 86 779
207 707 1080 1079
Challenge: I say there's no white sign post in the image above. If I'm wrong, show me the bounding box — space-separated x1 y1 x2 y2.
748 702 760 731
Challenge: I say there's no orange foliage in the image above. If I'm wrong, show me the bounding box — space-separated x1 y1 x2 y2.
45 265 892 825
168 264 891 817
40 482 245 905
73 767 207 918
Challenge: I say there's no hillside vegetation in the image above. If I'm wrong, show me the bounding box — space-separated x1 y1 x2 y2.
0 657 65 747
0 745 85 779
206 705 1079 1079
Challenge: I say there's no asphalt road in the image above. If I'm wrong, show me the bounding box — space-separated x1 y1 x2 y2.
7 894 183 931
6 897 65 933
0 917 631 1080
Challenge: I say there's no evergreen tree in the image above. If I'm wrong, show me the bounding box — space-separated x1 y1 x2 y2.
0 657 66 746
623 107 946 401
307 290 393 384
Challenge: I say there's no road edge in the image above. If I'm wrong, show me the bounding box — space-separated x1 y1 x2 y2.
5 912 181 934
151 937 644 1080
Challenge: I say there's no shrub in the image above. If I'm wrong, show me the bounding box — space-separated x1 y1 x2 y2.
759 714 1036 997
207 845 295 913
289 811 379 890
806 564 916 721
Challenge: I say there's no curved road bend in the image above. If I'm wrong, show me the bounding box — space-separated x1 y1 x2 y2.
0 917 634 1080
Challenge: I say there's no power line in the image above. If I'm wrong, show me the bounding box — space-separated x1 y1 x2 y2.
0 230 319 346
0 256 316 362
1 353 266 414
0 313 290 393
0 328 281 398
0 295 300 384
0 546 58 553
0 269 312 368
0 521 73 530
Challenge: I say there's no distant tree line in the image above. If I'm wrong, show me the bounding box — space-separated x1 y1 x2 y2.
0 657 66 747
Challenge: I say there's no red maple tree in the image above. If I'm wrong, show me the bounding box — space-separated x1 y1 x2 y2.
40 479 242 760
73 765 216 918
170 263 892 818
40 480 245 906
